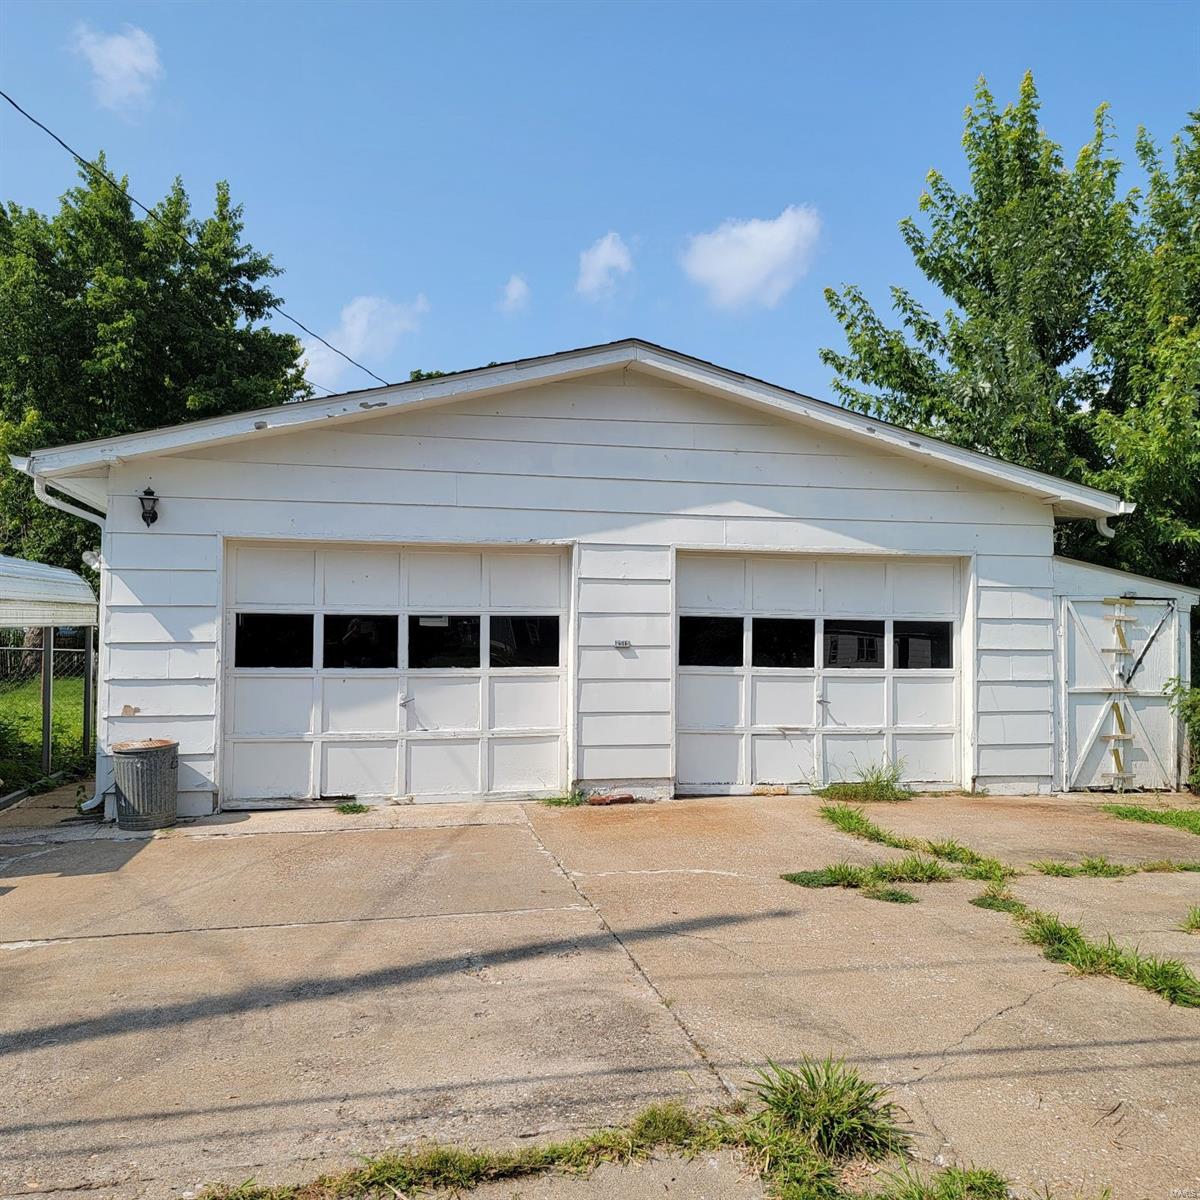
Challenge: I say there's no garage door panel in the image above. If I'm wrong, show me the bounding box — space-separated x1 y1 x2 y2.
751 558 816 612
322 550 400 607
230 741 311 798
824 734 887 782
822 561 886 612
490 675 560 731
407 738 481 794
890 561 956 615
407 551 483 607
322 677 399 733
894 733 956 782
893 677 955 727
489 554 563 608
676 557 745 610
751 676 814 727
322 742 397 796
752 734 814 784
823 676 885 727
677 733 741 786
490 736 560 791
230 677 313 735
407 676 481 731
235 547 316 605
678 673 741 729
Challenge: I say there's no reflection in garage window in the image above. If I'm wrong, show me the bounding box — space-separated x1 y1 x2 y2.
679 616 743 666
752 618 815 668
235 613 314 668
408 615 481 668
490 615 559 667
894 621 953 669
323 614 398 669
823 619 884 668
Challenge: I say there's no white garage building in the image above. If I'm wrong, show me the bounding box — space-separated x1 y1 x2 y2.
14 340 1197 814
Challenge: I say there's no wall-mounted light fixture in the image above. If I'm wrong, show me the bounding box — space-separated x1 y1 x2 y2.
139 488 159 527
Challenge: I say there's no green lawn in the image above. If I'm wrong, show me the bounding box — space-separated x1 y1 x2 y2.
0 675 90 795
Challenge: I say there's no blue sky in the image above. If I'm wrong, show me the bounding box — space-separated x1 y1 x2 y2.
1 0 1196 398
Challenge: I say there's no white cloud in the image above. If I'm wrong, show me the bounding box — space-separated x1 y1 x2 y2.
681 205 821 309
576 231 632 299
301 294 429 390
497 273 530 314
72 24 163 110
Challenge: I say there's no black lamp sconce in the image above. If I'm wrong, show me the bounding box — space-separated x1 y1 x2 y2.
139 488 159 527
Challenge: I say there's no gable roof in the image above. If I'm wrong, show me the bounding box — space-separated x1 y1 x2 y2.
12 338 1133 521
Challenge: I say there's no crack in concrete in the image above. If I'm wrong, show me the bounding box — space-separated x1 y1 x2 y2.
520 806 738 1100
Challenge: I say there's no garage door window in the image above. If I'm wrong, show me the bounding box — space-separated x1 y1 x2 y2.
408 615 481 669
490 615 559 667
234 613 313 668
894 621 952 669
679 616 743 666
752 618 815 668
823 619 884 668
322 615 398 669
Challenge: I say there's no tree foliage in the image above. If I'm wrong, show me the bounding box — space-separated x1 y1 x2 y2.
0 158 310 572
821 74 1199 589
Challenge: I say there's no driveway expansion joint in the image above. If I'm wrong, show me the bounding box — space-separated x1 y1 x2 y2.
521 805 738 1100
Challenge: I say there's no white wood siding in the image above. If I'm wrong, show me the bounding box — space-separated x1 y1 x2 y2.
99 372 1059 804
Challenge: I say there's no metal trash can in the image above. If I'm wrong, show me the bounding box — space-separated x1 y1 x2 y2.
112 739 179 830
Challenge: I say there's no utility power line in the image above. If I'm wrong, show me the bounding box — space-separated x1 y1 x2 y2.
0 88 390 390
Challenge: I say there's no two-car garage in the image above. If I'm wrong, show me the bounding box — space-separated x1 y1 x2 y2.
222 543 569 803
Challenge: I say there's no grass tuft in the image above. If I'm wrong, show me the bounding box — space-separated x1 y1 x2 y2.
1137 859 1200 873
818 803 918 850
540 790 586 807
869 854 953 884
1100 803 1200 836
969 881 1027 915
876 1163 1012 1200
334 801 369 814
749 1057 910 1160
862 884 919 904
1181 906 1200 934
1031 855 1135 878
815 760 913 803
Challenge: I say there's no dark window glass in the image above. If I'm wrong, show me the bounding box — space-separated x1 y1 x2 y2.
894 621 953 669
409 615 481 668
323 614 398 669
235 613 313 668
679 616 743 666
490 615 559 667
823 619 884 668
752 618 815 668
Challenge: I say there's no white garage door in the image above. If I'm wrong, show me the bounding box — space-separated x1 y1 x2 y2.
676 554 961 791
222 544 567 804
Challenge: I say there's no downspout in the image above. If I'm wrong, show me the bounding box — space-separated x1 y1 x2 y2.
26 466 107 809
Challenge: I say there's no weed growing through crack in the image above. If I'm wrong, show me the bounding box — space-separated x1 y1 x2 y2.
334 801 369 814
1100 804 1200 836
819 803 919 850
782 857 948 900
1181 906 1200 934
862 884 919 904
1137 859 1200 873
1019 911 1200 1006
815 760 913 803
969 881 1027 915
540 790 586 807
1030 856 1136 878
869 855 953 884
203 1058 1026 1200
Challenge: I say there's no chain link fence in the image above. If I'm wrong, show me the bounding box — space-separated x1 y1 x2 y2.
0 626 96 800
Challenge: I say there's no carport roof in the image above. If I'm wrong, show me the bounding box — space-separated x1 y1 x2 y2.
12 337 1134 522
0 554 97 628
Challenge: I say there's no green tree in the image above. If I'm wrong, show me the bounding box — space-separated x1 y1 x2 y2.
0 158 311 573
820 74 1199 590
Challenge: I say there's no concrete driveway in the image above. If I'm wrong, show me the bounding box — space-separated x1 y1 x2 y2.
1 792 1198 1198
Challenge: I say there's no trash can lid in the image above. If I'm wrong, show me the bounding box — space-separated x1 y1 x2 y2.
112 738 178 752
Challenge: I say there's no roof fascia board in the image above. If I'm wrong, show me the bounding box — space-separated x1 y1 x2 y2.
28 343 639 477
630 347 1129 519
